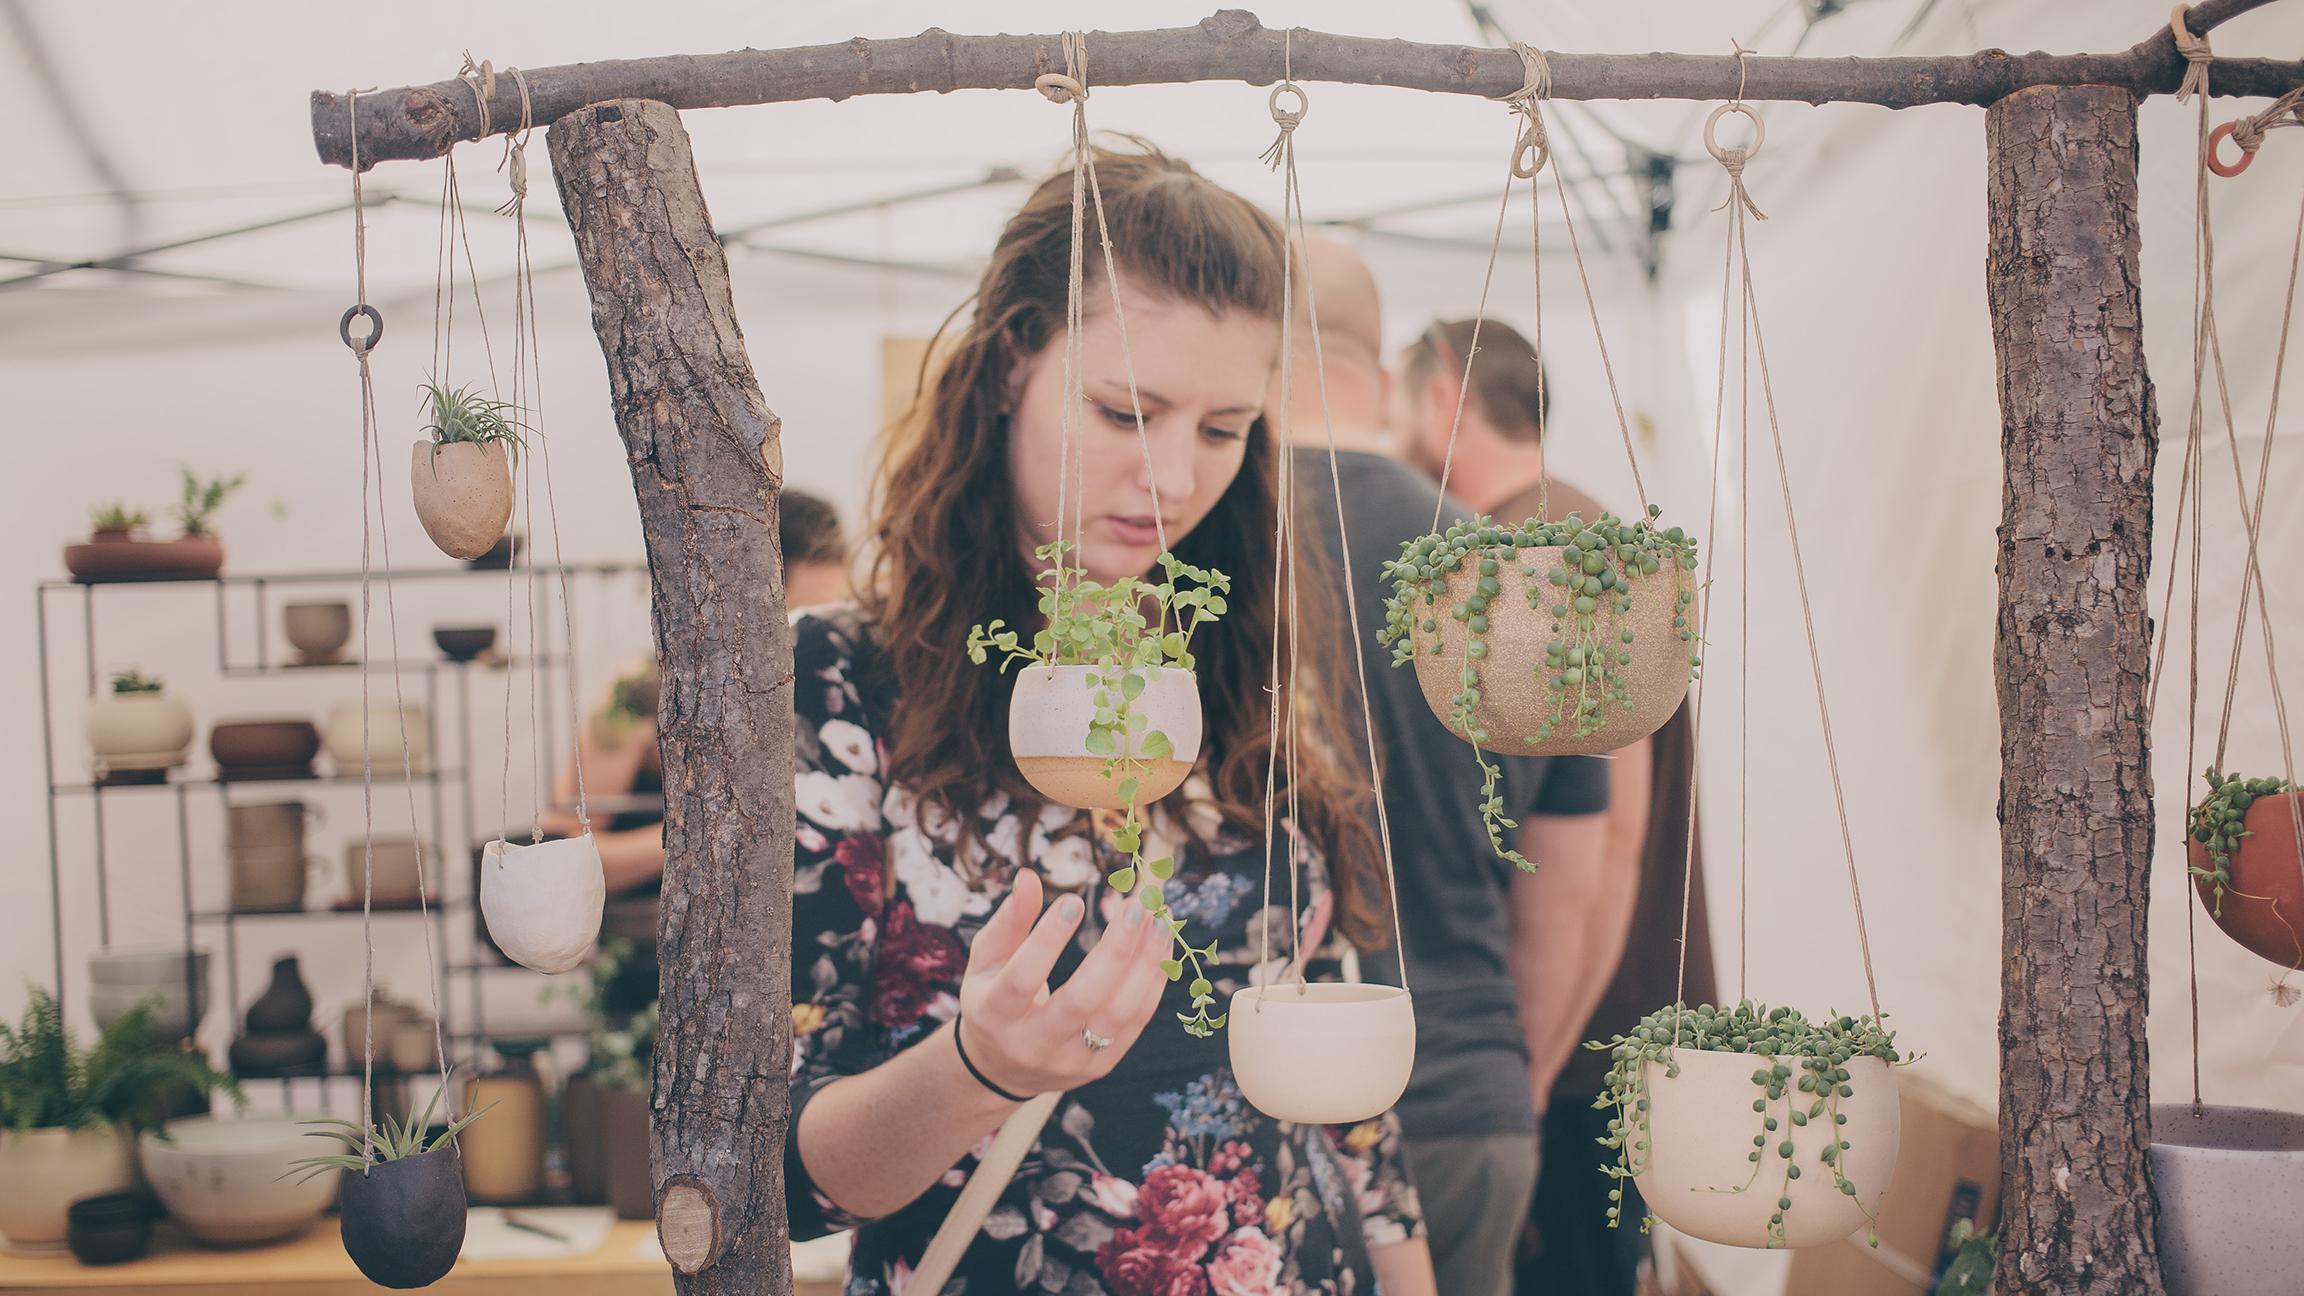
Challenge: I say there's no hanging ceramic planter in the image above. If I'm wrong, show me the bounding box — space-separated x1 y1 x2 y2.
2187 774 2304 970
1385 514 1699 758
339 1148 468 1288
2152 1103 2304 1296
1226 983 1415 1125
411 440 514 561
1008 664 1202 810
480 835 606 974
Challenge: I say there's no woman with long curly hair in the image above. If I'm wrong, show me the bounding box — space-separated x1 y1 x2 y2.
783 141 1435 1295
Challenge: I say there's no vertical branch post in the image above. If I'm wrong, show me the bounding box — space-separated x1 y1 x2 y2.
547 98 794 1296
1984 83 2163 1296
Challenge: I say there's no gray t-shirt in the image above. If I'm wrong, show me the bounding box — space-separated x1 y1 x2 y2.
1294 448 1610 1141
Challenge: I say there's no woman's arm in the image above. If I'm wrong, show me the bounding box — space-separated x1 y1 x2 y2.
1369 1237 1439 1296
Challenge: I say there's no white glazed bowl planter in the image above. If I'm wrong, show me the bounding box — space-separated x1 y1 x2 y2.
1008 664 1202 810
1226 983 1415 1125
323 704 431 777
2152 1103 2304 1295
0 1125 136 1251
84 693 194 773
480 834 606 974
1633 1048 1900 1249
411 440 514 561
139 1115 337 1246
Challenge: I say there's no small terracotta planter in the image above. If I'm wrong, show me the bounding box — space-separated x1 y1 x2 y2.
479 835 606 974
1008 664 1201 810
63 535 224 584
2188 789 2304 970
85 691 194 777
1409 545 1690 756
1632 1048 1900 1249
411 441 514 561
1227 983 1415 1125
339 1149 468 1289
2152 1103 2304 1296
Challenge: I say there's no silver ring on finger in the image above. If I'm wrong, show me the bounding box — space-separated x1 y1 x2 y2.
1081 1026 1114 1052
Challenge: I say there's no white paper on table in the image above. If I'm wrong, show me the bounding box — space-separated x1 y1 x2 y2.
460 1206 617 1260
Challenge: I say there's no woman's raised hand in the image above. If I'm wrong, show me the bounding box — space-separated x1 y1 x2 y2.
954 869 1171 1097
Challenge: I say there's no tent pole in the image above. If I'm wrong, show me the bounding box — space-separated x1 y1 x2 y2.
1984 82 2163 1296
546 98 796 1296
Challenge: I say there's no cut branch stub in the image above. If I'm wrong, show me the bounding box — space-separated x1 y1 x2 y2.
546 98 793 1296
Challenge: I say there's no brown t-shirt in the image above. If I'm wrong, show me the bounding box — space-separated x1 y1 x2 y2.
1487 478 1719 1104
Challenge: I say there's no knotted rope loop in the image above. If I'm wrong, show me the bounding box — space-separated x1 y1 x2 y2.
457 51 495 141
1259 82 1307 170
1705 102 1769 220
1035 30 1090 105
1494 42 1552 178
494 67 535 216
2171 5 2215 105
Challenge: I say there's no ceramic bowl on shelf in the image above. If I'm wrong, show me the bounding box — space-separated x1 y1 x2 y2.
65 1193 151 1266
139 1115 336 1246
88 946 210 1040
323 704 431 777
282 601 353 665
208 719 321 781
63 536 224 584
432 625 497 663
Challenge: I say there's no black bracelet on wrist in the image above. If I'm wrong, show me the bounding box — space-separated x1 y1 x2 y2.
951 1012 1033 1103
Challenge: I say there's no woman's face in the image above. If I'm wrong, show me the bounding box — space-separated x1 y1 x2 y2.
1006 273 1274 585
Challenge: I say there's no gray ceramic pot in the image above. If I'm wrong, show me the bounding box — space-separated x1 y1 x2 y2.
2152 1103 2304 1295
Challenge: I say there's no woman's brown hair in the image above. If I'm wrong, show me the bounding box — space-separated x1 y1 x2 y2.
863 140 1387 949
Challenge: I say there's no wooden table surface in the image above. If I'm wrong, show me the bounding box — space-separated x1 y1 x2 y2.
0 1220 844 1296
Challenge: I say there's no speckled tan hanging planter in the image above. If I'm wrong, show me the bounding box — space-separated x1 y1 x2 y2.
410 441 513 561
1008 664 1202 810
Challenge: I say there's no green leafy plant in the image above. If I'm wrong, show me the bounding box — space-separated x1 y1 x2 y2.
1937 1220 1998 1295
420 381 526 468
2188 765 2294 914
287 1076 492 1181
1381 508 1700 868
90 503 149 535
592 666 661 745
173 468 247 538
0 986 241 1132
109 670 163 696
968 543 1232 1036
1586 1000 1904 1248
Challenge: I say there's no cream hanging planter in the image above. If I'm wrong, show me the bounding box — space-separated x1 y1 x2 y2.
2151 1103 2304 1296
480 834 606 974
1592 1002 1904 1251
1008 664 1201 810
1227 982 1415 1126
410 383 522 562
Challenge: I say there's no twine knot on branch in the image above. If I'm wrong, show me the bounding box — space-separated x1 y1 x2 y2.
1259 30 1306 171
1494 43 1552 178
458 51 496 140
2171 5 2215 104
1035 31 1089 105
495 66 535 216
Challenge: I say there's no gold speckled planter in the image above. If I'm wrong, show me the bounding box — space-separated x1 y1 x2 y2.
1407 544 1692 756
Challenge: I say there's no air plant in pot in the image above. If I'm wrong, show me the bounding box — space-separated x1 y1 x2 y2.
1382 509 1700 866
1588 1000 1906 1250
969 542 1229 1035
291 1078 491 1289
2187 767 2304 981
411 381 522 561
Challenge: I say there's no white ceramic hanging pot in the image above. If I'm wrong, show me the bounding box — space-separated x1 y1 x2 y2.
1009 664 1202 810
2152 1103 2304 1296
480 834 605 974
1633 1047 1900 1249
411 440 513 561
1409 544 1691 757
1226 983 1415 1125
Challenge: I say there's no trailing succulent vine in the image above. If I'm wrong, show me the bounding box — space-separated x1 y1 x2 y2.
969 542 1233 1036
2188 765 2295 915
1379 508 1700 868
1586 1000 1903 1249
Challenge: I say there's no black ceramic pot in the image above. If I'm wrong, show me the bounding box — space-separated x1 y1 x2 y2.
244 956 314 1033
66 1192 152 1265
340 1150 468 1289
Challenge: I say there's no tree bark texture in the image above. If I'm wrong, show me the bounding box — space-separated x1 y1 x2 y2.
312 1 2302 168
1984 85 2160 1296
547 99 793 1296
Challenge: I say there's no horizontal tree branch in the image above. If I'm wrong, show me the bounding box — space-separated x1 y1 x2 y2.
312 2 2303 170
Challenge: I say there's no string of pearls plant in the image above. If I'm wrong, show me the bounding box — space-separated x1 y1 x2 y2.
2188 765 2294 914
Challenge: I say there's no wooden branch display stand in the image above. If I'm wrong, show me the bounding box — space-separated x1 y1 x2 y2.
309 5 2303 1293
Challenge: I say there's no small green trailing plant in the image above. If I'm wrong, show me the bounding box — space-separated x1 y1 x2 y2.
1380 508 1700 868
1586 1000 1904 1249
173 468 247 538
969 542 1232 1036
420 381 526 470
0 986 241 1132
288 1075 492 1181
90 503 149 536
2188 765 2294 915
1937 1220 1998 1295
109 670 164 696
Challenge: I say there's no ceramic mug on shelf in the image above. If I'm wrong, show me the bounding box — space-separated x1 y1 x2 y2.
226 802 325 913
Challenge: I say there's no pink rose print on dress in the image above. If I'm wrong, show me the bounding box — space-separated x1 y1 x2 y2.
1206 1226 1285 1296
1135 1163 1233 1253
1095 1227 1210 1296
868 901 966 1027
835 832 885 913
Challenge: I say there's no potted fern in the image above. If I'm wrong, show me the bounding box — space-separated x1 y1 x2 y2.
2187 767 2304 975
1383 510 1700 865
1588 1000 1905 1250
411 382 521 561
0 987 240 1250
292 1079 489 1289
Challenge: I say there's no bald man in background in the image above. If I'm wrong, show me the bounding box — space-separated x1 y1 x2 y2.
1279 235 1611 1296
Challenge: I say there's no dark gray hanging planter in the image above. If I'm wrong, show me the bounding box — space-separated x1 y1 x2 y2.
339 1148 468 1289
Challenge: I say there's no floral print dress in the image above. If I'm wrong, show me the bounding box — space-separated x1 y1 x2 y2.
784 606 1424 1296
